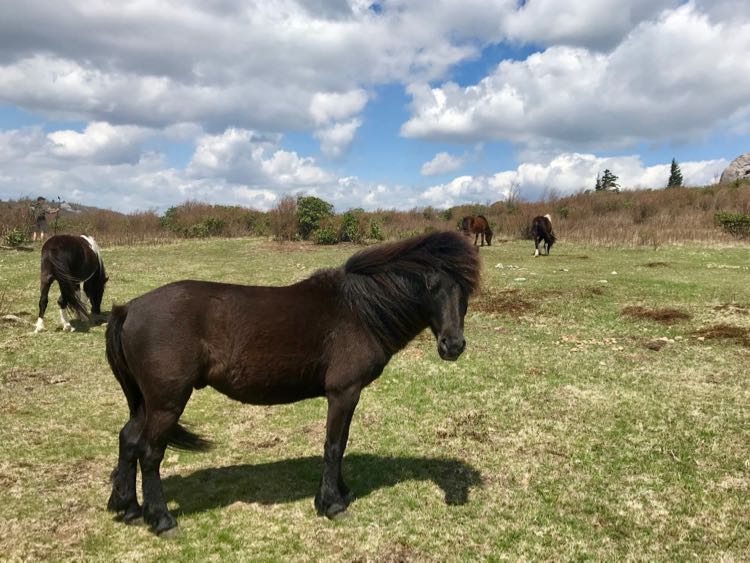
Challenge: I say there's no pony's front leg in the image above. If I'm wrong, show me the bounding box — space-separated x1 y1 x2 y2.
315 386 360 518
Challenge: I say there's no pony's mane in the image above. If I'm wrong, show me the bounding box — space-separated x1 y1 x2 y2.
340 231 481 353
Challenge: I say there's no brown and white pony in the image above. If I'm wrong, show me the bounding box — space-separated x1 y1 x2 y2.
531 214 556 257
35 235 108 332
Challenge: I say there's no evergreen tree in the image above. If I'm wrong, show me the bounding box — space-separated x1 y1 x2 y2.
667 158 683 188
594 173 603 191
600 169 620 192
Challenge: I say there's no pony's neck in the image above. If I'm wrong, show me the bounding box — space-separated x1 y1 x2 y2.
341 270 428 355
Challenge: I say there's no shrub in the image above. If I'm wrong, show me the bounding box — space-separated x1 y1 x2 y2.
313 226 339 245
714 211 750 238
339 209 364 243
297 196 334 240
186 217 225 238
3 228 27 246
369 221 384 241
270 196 298 241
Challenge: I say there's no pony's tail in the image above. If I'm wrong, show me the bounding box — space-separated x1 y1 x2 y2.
105 304 212 452
46 253 89 321
106 304 142 417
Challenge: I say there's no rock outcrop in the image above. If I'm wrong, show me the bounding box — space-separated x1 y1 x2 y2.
719 153 750 183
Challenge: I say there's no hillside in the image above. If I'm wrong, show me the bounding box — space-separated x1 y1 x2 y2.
2 181 750 246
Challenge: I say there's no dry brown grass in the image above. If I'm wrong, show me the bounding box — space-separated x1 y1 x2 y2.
3 181 750 245
621 306 692 324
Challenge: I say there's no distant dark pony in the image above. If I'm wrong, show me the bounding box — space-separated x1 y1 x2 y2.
461 215 493 246
531 214 556 257
106 231 481 536
34 235 108 333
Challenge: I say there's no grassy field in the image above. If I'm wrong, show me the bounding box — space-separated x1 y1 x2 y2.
1 237 749 561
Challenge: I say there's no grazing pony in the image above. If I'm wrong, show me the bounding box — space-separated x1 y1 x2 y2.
106 231 481 536
531 214 556 257
35 234 108 333
461 215 493 246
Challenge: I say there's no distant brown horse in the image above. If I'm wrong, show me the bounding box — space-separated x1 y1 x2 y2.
460 215 493 246
106 231 481 536
34 235 108 333
531 214 556 256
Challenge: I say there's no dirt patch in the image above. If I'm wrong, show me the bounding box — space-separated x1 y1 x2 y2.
713 303 749 315
693 324 750 346
643 261 670 268
436 410 489 443
644 339 667 351
621 306 691 325
1 368 69 387
472 288 534 316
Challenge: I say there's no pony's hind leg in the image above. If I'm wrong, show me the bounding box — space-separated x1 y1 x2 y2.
35 275 54 333
108 417 144 523
139 408 186 535
534 238 540 257
57 294 74 332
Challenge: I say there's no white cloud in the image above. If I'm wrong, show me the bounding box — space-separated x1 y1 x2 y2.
310 90 368 125
421 152 466 176
314 119 362 158
504 0 678 50
420 153 728 207
0 1 513 132
402 5 750 152
47 122 149 163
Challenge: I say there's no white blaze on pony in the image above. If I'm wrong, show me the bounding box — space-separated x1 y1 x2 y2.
34 234 108 333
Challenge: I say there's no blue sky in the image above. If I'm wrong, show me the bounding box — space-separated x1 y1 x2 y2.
0 1 748 212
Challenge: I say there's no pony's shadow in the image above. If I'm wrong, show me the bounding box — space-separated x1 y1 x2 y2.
163 453 483 516
67 311 109 333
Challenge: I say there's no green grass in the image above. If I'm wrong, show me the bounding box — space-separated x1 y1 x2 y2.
1 238 749 560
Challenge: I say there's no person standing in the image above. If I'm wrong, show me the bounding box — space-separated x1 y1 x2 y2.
30 196 59 242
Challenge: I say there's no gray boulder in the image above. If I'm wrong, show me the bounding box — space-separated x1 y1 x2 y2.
719 153 750 183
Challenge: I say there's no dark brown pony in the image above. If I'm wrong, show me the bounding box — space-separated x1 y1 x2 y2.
106 231 481 535
34 235 108 333
460 215 493 246
531 214 556 256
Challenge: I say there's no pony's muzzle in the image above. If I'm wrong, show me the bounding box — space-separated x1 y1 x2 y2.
438 335 466 361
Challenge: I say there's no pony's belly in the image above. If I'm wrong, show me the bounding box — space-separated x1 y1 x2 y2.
207 367 326 405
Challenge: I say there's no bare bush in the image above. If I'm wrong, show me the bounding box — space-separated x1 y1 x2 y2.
270 196 298 241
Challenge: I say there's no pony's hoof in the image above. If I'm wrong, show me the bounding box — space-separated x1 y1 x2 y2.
151 513 178 536
123 505 144 524
326 503 348 519
63 325 75 332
